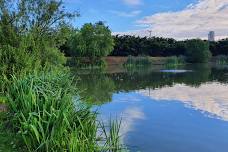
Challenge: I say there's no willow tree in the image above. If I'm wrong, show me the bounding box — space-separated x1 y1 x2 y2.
69 21 114 60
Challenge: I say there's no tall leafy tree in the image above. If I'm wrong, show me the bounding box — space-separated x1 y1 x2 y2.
185 39 211 63
0 0 78 76
69 21 114 59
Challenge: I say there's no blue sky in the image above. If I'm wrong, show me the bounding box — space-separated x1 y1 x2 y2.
64 0 228 39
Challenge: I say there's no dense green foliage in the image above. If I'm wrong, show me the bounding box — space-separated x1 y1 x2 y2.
0 1 124 151
67 22 114 59
210 39 228 56
0 0 76 76
111 35 186 57
185 39 211 63
109 35 228 60
3 70 123 152
0 112 23 152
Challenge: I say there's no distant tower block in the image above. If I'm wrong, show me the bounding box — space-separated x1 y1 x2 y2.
208 31 215 41
148 30 152 37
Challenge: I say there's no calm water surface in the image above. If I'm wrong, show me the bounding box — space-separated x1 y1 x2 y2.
75 64 228 152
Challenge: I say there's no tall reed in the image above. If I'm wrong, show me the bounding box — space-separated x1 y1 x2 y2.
165 56 186 68
4 70 125 151
123 56 151 68
215 55 228 65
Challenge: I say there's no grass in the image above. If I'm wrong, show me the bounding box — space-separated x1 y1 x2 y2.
215 55 228 65
123 56 152 68
0 96 7 104
0 112 23 152
165 56 186 68
99 119 122 152
2 69 125 152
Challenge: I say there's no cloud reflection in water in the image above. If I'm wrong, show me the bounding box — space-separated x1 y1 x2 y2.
138 82 228 121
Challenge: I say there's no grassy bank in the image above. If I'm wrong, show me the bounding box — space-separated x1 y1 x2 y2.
67 56 188 68
1 70 125 152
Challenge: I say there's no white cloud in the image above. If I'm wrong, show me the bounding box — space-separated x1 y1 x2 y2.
110 10 141 17
118 0 228 40
122 0 142 6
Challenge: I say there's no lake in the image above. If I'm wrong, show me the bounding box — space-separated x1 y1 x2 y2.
75 64 228 152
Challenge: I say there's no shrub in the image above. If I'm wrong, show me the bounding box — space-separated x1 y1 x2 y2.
185 39 211 63
0 45 40 77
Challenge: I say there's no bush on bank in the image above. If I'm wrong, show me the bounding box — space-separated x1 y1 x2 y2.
185 39 211 63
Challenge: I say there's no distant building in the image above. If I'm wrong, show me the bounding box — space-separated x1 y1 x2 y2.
208 31 215 41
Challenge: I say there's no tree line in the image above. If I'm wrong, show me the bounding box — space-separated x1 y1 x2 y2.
61 29 228 64
111 35 228 57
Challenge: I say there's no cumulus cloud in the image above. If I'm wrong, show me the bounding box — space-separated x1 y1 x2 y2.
122 0 142 6
119 0 228 40
110 10 141 17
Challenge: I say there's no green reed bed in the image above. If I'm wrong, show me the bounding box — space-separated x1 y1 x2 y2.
100 119 123 152
165 56 186 68
2 70 124 152
215 55 228 65
123 56 152 68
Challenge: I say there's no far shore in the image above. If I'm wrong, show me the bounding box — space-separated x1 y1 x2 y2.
67 56 221 66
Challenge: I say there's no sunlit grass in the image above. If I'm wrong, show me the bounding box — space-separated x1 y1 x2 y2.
2 70 125 151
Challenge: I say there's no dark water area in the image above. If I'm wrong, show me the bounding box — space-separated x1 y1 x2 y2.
74 64 228 152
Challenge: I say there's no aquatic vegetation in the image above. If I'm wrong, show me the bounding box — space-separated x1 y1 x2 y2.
123 56 152 68
165 56 186 68
100 119 124 152
3 70 124 152
215 55 228 65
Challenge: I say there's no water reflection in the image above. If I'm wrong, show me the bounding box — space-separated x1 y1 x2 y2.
121 106 145 136
138 82 228 121
74 64 228 152
75 64 228 104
